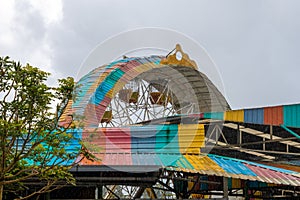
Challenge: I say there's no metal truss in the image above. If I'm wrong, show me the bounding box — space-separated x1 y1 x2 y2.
97 170 300 199
203 121 300 162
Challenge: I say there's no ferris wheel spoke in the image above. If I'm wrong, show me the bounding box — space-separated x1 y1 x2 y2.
129 108 146 123
99 76 197 127
112 98 126 125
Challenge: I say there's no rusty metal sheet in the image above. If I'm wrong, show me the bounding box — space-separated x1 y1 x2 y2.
264 105 283 126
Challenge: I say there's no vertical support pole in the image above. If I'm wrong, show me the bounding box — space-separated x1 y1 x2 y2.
270 125 273 140
263 138 266 151
216 126 218 145
239 129 242 147
95 186 99 199
223 177 229 200
95 186 102 199
237 124 242 147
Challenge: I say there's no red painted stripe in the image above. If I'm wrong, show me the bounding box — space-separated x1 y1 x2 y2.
264 106 283 126
104 127 131 153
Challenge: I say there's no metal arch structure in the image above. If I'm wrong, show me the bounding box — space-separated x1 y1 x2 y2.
58 45 230 128
40 45 300 200
102 66 231 127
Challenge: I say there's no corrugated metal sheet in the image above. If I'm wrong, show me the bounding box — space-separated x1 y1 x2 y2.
206 103 298 127
173 155 195 169
87 60 156 126
284 104 300 128
155 124 179 154
81 125 205 156
131 126 156 153
74 123 300 185
244 163 300 186
225 110 244 122
77 145 300 186
75 138 300 187
244 108 264 124
101 152 132 165
224 156 298 175
158 154 183 167
131 152 163 166
264 106 283 126
25 129 82 166
104 127 131 153
178 124 205 154
76 124 300 186
208 155 256 176
203 112 224 120
183 155 224 173
168 154 300 186
260 162 300 173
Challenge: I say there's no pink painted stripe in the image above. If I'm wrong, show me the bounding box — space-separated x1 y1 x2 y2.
104 127 131 153
245 163 300 181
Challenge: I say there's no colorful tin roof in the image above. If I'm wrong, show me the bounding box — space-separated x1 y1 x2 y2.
203 103 300 128
78 151 300 186
69 125 300 186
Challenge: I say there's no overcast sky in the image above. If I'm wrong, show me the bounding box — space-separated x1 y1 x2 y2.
1 0 300 109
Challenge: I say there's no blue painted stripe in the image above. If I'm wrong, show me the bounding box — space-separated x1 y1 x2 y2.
73 68 105 108
208 155 257 176
155 124 179 154
209 154 296 175
284 104 300 128
24 129 82 166
244 108 264 124
204 112 224 120
130 126 157 153
91 69 125 105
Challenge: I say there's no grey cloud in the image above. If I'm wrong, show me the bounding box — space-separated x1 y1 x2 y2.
5 0 300 109
9 1 47 56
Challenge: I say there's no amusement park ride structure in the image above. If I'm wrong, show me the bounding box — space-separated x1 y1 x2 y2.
31 45 300 199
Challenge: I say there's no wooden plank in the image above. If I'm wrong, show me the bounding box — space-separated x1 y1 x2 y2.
224 123 300 149
206 139 275 160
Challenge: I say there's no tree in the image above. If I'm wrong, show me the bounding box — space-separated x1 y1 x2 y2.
0 56 85 200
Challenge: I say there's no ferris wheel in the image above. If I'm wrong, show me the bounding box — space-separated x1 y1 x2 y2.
103 70 201 127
